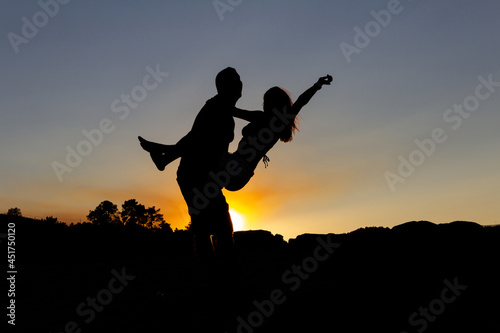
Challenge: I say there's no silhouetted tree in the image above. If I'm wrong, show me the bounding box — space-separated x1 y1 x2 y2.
87 200 121 226
145 206 171 231
175 221 192 233
121 199 147 226
159 221 174 233
42 216 58 224
7 207 21 217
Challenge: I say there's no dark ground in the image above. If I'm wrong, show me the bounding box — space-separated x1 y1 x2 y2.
2 215 500 333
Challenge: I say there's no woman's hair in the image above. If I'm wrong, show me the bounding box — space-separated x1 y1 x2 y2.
263 87 297 142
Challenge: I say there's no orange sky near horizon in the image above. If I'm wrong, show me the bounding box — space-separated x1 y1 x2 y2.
4 141 498 241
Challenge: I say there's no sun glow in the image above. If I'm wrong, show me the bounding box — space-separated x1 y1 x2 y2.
229 209 246 231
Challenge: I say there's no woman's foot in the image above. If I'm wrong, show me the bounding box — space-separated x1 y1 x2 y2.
139 136 180 171
149 152 171 171
138 136 159 153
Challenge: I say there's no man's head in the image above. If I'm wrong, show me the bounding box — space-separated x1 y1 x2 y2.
215 67 242 103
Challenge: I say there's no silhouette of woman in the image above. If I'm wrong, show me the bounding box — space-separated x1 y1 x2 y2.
139 74 332 190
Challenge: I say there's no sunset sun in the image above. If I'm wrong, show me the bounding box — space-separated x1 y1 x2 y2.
229 209 246 231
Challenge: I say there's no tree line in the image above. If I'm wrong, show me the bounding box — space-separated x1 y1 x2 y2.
86 199 172 231
4 199 175 232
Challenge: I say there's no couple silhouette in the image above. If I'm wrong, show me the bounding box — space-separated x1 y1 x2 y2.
139 67 332 267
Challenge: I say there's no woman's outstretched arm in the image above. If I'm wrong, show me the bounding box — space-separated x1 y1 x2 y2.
292 75 332 115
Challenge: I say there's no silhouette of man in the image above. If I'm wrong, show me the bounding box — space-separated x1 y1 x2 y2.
175 67 242 266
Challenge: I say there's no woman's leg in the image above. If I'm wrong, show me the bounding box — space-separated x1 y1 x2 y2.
138 136 180 171
138 136 173 153
224 153 256 191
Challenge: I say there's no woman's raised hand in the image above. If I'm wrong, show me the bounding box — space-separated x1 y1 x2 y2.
317 74 333 86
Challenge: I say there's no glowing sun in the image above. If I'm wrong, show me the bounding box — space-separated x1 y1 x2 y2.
229 209 246 231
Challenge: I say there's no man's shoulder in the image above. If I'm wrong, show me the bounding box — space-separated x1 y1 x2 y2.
204 94 232 107
198 95 233 116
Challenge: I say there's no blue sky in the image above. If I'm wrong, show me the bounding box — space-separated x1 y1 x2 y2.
1 0 499 239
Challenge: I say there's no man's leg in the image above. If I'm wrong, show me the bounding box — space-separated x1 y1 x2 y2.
177 177 216 266
207 193 235 266
194 230 216 266
177 174 236 269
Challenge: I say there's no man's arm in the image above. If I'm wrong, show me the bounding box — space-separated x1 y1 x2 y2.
233 108 263 122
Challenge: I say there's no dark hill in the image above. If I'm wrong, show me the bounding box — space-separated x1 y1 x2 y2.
391 219 437 232
2 215 499 333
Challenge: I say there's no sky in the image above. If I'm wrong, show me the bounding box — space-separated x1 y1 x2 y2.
1 0 499 240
